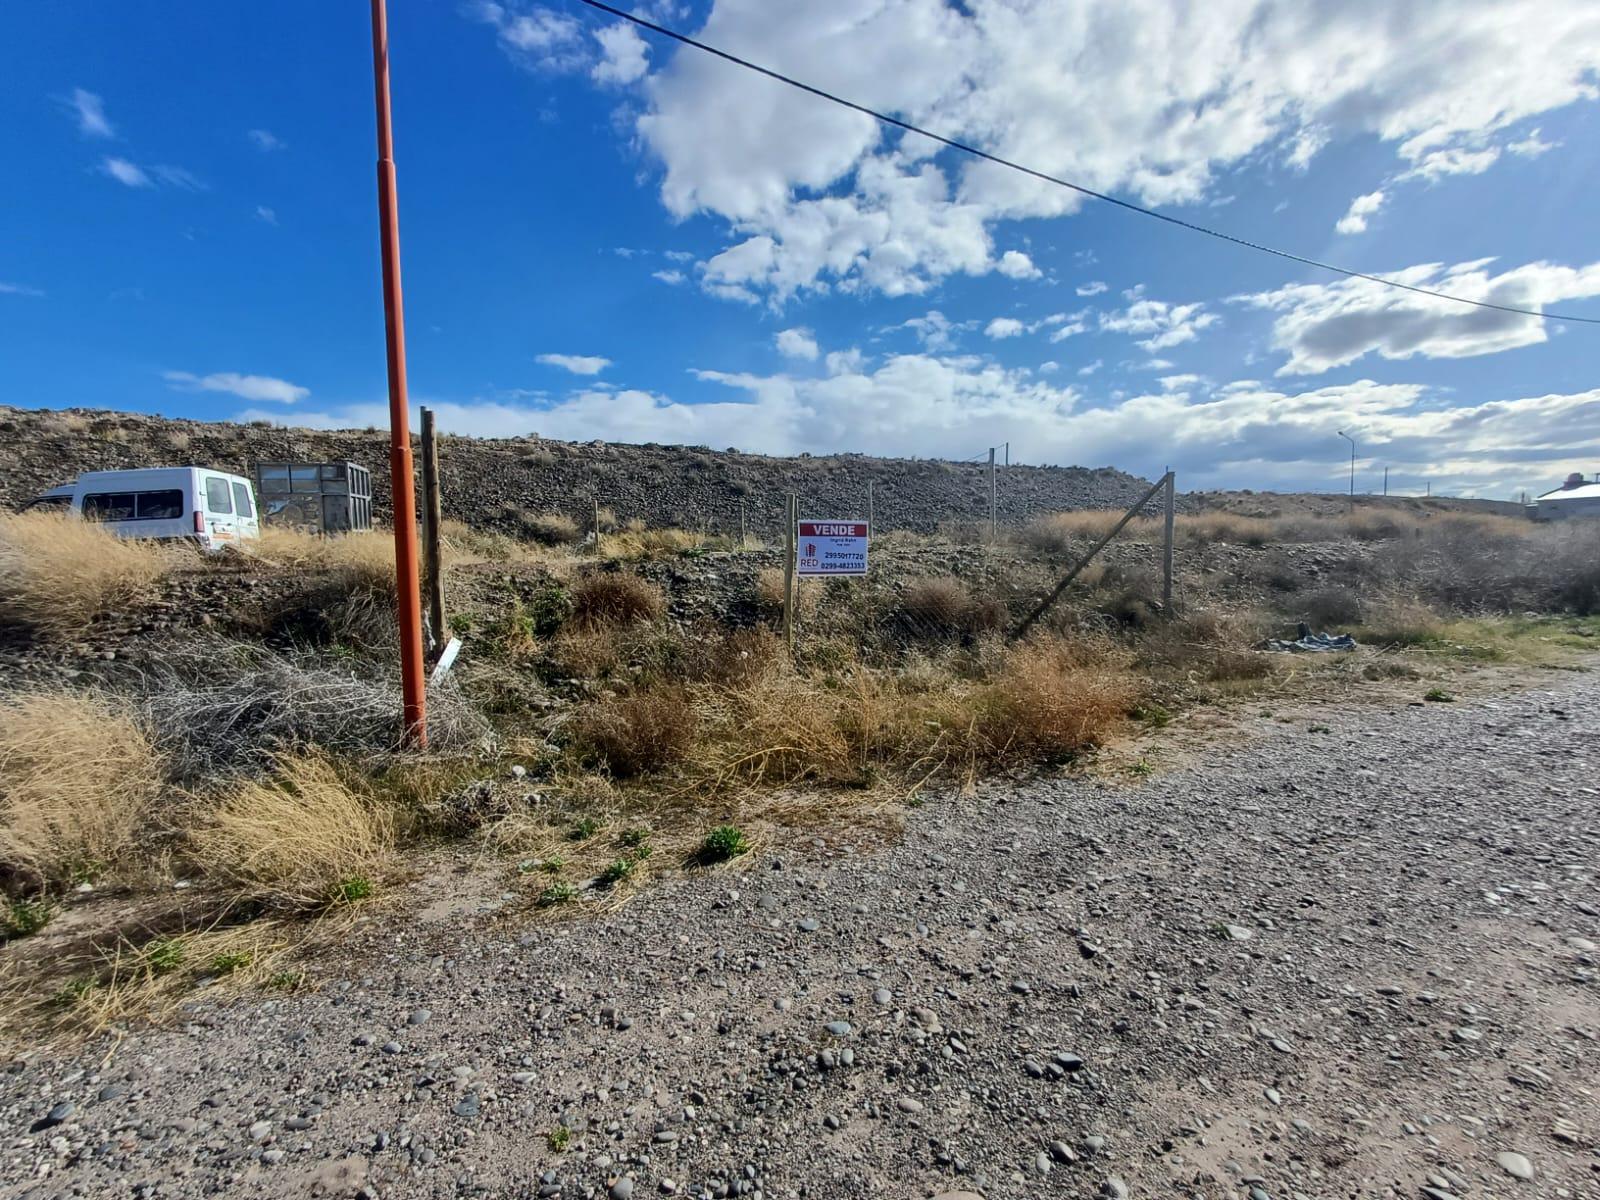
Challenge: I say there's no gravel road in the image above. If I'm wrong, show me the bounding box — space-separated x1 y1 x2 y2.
3 672 1597 1200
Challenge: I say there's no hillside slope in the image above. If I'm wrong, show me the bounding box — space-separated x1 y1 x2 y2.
0 405 1161 535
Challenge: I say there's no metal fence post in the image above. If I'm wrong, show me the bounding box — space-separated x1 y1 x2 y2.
783 493 797 655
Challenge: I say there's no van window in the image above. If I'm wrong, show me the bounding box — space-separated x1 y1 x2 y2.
204 477 233 514
231 481 254 518
82 490 185 521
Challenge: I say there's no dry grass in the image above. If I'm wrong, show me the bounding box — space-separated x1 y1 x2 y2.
901 576 972 627
518 510 582 546
0 691 165 894
251 527 395 591
570 571 665 626
0 512 170 637
570 687 698 777
599 527 703 559
754 567 819 619
189 752 393 910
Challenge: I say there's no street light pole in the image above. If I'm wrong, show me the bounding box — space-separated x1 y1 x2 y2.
370 0 427 747
1337 430 1355 498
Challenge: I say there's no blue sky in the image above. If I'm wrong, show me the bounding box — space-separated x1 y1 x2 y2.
3 0 1599 496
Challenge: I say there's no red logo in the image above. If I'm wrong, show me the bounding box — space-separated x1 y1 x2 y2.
805 542 816 556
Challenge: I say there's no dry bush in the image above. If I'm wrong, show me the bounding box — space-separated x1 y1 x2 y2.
569 687 698 777
1179 512 1276 546
0 512 169 637
1340 510 1417 541
754 567 818 619
440 519 521 563
1299 585 1364 627
570 572 665 626
0 691 164 893
682 627 784 685
518 511 582 546
252 528 395 592
602 527 702 559
548 625 626 678
1020 511 1154 554
1137 609 1273 682
190 752 393 909
971 642 1135 761
901 576 971 627
127 638 491 779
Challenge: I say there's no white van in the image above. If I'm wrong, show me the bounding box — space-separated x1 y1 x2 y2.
23 467 261 551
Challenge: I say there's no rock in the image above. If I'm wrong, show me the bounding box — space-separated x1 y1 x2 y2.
453 1093 481 1118
248 1120 272 1143
1224 924 1254 941
895 1097 924 1113
610 1179 635 1200
408 1009 431 1025
873 988 892 1005
825 1021 852 1036
1495 1151 1534 1180
96 1084 127 1103
1082 1134 1107 1156
1451 1027 1483 1043
1047 1140 1077 1164
1053 1051 1085 1072
797 919 819 932
31 1101 74 1132
261 1149 287 1165
1100 1177 1129 1199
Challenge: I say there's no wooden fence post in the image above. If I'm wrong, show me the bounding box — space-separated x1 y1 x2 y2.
783 493 797 655
593 497 601 555
419 407 446 652
1161 469 1175 613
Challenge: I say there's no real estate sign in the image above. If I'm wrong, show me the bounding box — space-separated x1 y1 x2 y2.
796 520 869 576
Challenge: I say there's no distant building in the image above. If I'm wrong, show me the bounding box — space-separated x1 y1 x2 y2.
1529 472 1600 521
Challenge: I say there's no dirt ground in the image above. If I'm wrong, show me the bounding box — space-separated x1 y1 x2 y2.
1 662 1596 1200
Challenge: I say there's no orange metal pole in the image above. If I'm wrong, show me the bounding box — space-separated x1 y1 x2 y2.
370 0 428 746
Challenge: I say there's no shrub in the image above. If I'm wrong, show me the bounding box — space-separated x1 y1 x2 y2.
3 897 54 938
569 687 697 777
0 512 169 637
1019 511 1145 554
570 572 665 626
1180 513 1275 546
1300 585 1363 627
0 690 163 893
190 752 394 910
901 577 971 628
526 585 574 635
517 510 582 546
698 825 750 863
972 643 1134 762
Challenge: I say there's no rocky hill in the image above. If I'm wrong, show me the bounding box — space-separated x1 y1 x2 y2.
0 405 1166 535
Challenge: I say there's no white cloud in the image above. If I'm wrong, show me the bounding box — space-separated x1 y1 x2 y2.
1075 280 1107 297
101 157 204 190
243 360 1600 496
984 317 1025 339
652 269 687 285
996 250 1041 280
65 88 114 138
1400 145 1502 182
1335 189 1385 235
1508 129 1558 158
0 282 45 298
1236 256 1600 374
1100 296 1218 351
537 353 612 375
1159 373 1203 392
255 205 277 225
566 0 1600 303
101 157 151 188
248 128 285 152
1077 359 1102 376
893 309 971 350
593 23 650 85
164 370 308 404
473 1 586 69
776 327 820 359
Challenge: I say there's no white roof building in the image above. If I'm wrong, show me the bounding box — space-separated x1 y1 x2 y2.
1531 473 1600 520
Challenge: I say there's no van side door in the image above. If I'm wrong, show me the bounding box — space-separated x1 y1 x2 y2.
200 473 240 545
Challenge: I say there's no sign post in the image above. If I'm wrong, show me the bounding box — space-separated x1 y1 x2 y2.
796 519 870 577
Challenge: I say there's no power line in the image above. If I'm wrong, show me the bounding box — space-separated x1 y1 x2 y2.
574 0 1600 327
